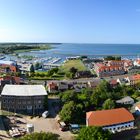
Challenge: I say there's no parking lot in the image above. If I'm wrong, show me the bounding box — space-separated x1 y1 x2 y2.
25 116 74 140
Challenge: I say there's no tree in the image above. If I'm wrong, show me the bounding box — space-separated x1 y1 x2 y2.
35 62 41 70
104 56 121 61
30 64 35 73
59 100 84 124
59 101 75 123
51 68 59 74
47 69 54 77
18 132 59 140
65 72 73 79
70 67 78 74
102 99 115 110
76 126 112 140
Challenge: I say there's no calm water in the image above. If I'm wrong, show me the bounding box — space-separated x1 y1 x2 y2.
6 43 140 62
20 43 140 56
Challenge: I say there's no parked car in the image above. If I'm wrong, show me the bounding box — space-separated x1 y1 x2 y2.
42 111 49 118
59 121 69 131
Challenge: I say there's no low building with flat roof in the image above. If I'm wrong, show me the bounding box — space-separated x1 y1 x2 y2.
1 85 47 114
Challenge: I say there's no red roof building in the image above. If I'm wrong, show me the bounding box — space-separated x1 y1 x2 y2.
86 108 134 133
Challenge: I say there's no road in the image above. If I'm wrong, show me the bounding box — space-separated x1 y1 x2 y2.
27 73 132 85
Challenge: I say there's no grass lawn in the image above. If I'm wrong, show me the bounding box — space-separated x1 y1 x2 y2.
60 60 87 72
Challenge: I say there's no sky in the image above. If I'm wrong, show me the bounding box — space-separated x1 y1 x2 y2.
0 0 140 43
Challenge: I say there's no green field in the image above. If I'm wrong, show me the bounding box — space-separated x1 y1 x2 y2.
60 60 87 72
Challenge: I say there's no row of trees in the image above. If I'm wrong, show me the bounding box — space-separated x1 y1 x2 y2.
17 132 59 140
104 56 121 60
17 127 112 140
59 80 140 124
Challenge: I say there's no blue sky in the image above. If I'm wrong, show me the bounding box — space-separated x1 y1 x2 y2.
0 0 140 43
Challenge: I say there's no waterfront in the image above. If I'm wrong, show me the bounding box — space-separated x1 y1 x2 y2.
2 43 140 64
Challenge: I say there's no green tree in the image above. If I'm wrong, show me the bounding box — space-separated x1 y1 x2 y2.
52 68 59 74
30 64 35 73
18 132 59 140
76 126 112 140
47 69 54 77
35 62 41 70
59 101 75 123
102 99 115 110
65 72 73 79
70 67 78 74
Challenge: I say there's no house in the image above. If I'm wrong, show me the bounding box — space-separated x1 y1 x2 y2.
135 104 140 113
134 59 140 67
57 82 69 91
109 79 118 88
0 62 18 73
47 82 58 93
86 108 134 133
116 96 134 105
87 81 100 88
0 76 21 91
126 74 140 86
117 78 129 86
1 85 47 114
75 71 92 78
18 63 32 74
94 62 125 77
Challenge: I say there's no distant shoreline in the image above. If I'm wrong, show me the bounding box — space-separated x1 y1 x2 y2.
0 43 57 54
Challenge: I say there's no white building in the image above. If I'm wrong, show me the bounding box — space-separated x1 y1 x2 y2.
116 96 134 105
86 108 134 133
135 104 140 112
134 59 140 67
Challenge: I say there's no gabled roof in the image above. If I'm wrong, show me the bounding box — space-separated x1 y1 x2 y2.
109 79 118 85
116 96 134 104
86 108 134 127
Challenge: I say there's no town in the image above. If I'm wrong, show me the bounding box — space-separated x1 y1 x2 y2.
1 54 140 140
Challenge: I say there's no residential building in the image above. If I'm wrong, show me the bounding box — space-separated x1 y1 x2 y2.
126 74 140 86
57 82 69 91
109 79 118 88
117 78 129 86
116 96 134 105
1 85 47 114
135 104 140 111
47 82 58 93
86 108 134 133
94 62 125 77
75 71 92 78
134 59 140 67
18 63 32 74
0 76 21 91
87 81 100 88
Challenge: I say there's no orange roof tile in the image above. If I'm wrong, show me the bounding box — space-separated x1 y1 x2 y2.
132 74 140 80
86 108 134 127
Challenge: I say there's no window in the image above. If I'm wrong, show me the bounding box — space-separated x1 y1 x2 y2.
38 100 41 104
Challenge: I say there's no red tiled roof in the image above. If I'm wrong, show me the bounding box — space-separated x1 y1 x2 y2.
110 79 118 85
132 74 140 80
13 77 20 84
48 82 57 89
86 108 134 127
136 60 140 64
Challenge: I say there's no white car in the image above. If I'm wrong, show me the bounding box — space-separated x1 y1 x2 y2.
42 111 49 118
